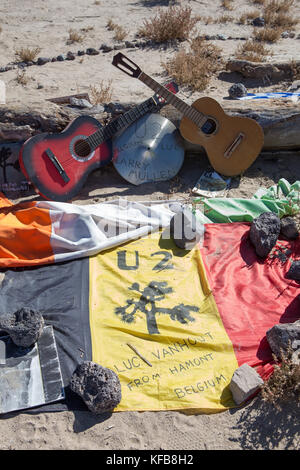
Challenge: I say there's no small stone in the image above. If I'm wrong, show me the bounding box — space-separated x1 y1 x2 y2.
88 104 105 114
100 43 113 52
145 39 155 47
280 216 299 240
252 17 265 27
288 80 300 92
170 208 204 250
51 57 57 62
37 57 51 65
249 212 281 258
57 54 66 61
37 83 44 89
105 101 131 114
18 62 27 69
169 202 184 214
114 43 125 50
125 40 135 48
66 51 76 60
70 361 122 414
0 308 44 348
281 31 290 38
69 97 93 108
216 34 227 40
230 364 264 405
266 320 300 364
137 39 147 48
86 47 99 55
228 83 247 99
286 260 300 281
77 50 85 56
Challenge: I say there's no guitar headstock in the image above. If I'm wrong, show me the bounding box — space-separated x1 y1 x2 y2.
112 53 142 78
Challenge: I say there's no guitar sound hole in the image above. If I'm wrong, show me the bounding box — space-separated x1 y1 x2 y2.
201 119 217 135
74 139 91 158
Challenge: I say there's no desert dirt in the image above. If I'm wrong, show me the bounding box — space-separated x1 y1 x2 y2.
0 0 300 451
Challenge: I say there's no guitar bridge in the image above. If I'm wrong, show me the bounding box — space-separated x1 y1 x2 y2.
224 133 245 159
45 148 70 183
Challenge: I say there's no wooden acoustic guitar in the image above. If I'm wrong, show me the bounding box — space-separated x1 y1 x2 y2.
112 53 264 177
19 83 178 202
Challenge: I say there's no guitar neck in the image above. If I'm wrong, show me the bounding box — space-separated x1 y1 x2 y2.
138 72 206 127
86 96 156 150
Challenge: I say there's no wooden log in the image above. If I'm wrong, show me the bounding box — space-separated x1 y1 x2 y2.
0 103 77 141
0 101 299 153
46 93 91 105
225 59 300 81
160 104 300 152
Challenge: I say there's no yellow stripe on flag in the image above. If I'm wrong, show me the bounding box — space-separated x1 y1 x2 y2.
89 232 238 412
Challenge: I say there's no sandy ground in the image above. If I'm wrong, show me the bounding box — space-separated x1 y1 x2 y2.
0 0 300 451
1 0 300 110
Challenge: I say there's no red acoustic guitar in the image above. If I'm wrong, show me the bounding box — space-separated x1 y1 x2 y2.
19 84 178 202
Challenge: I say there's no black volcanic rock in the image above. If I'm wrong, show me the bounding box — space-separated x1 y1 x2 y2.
252 17 265 27
249 212 281 258
86 48 99 55
70 361 122 414
280 216 299 240
0 308 44 347
37 57 51 65
228 83 247 99
286 260 300 281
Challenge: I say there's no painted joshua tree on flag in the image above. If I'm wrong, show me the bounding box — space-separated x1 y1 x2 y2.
115 281 199 335
0 146 14 183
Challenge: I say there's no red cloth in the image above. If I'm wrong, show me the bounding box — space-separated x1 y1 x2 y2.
201 222 300 378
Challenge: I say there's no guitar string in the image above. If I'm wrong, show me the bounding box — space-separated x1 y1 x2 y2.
42 78 177 172
139 72 208 129
51 89 175 169
64 98 154 163
52 99 157 169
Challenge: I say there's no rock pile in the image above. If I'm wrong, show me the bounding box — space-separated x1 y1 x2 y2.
249 212 299 258
0 39 161 74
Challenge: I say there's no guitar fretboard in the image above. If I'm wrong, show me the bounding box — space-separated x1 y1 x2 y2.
86 97 157 150
139 72 207 128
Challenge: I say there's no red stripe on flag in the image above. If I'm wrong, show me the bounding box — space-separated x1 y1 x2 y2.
201 222 300 379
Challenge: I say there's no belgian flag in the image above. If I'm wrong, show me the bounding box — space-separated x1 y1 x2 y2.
0 195 298 412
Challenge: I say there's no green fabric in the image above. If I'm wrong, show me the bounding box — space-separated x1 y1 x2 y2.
193 178 300 223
